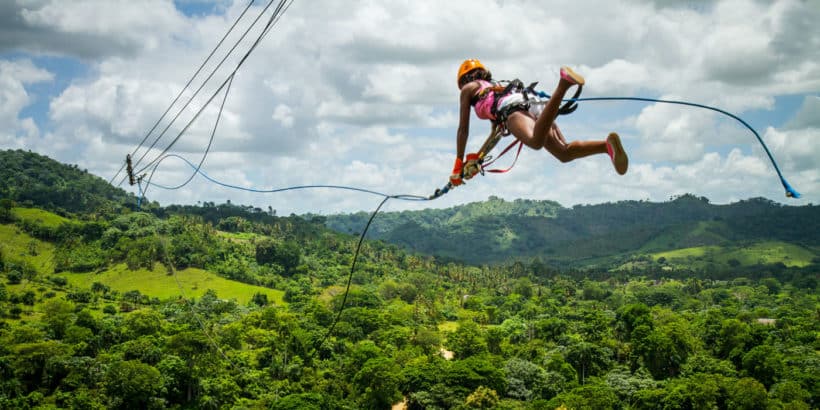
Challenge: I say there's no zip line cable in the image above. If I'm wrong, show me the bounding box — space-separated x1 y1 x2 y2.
143 154 428 201
110 0 257 185
579 96 801 198
132 0 293 178
127 0 282 180
142 74 235 197
118 0 288 186
127 0 279 177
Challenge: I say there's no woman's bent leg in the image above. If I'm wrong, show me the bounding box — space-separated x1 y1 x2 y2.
544 124 607 163
532 67 584 143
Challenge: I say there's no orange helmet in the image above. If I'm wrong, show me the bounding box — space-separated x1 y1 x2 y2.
457 59 486 87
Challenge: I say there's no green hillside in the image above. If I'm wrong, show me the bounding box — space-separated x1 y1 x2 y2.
0 223 56 274
651 241 816 269
326 195 820 268
12 207 71 228
0 150 145 216
322 195 563 236
0 214 286 307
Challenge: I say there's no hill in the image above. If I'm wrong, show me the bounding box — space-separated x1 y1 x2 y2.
325 194 820 268
0 150 367 314
0 149 141 215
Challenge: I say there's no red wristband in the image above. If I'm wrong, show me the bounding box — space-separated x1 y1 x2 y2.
452 157 464 173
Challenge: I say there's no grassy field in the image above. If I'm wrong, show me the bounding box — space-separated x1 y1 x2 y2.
12 207 71 228
637 221 729 253
2 219 284 306
651 241 815 268
0 223 56 273
318 285 348 304
62 264 285 305
717 241 816 267
218 231 261 241
437 321 459 332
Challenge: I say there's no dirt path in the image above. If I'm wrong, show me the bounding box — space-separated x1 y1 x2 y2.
392 398 407 410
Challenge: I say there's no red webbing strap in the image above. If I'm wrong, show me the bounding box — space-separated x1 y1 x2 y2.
483 139 524 173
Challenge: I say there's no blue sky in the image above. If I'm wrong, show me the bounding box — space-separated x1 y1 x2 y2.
13 54 88 124
1 0 818 214
174 0 223 17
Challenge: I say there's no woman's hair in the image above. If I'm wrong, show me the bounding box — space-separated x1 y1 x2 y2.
458 68 492 88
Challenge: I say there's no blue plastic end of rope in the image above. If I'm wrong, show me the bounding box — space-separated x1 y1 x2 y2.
781 177 801 199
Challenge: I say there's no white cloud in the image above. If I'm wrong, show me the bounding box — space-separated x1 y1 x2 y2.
0 58 52 147
1 0 187 58
272 104 293 128
585 59 652 96
763 126 820 172
786 96 820 130
634 99 711 162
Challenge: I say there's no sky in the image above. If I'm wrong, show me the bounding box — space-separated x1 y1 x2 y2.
1 0 818 215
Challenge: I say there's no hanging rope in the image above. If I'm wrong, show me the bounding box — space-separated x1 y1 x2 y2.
529 93 802 199
143 154 428 202
142 153 430 363
308 195 391 360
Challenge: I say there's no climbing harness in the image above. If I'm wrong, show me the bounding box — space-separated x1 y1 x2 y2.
472 78 582 125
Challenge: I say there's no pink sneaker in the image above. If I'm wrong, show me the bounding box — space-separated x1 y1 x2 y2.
560 66 585 86
606 132 628 175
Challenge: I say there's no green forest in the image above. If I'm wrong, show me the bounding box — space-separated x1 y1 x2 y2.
323 195 819 267
0 149 818 409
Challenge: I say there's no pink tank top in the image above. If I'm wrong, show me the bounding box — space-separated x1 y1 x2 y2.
473 80 496 121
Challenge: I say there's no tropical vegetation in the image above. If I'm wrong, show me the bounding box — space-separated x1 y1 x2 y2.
0 149 817 409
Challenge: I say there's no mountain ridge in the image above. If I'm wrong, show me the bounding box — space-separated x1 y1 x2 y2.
2 149 816 271
324 194 819 266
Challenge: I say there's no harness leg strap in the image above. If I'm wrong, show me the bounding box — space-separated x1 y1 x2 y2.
558 85 583 115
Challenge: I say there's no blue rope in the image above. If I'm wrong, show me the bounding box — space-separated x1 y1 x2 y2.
146 153 429 202
536 92 801 198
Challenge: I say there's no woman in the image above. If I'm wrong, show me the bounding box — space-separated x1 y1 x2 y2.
450 59 628 186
